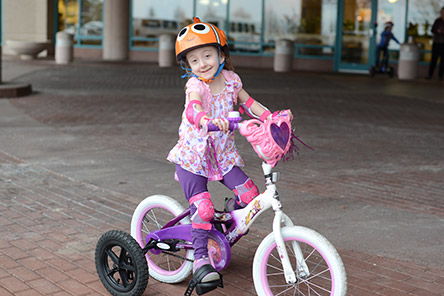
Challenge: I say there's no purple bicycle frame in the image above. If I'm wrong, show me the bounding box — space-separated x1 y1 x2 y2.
143 208 233 271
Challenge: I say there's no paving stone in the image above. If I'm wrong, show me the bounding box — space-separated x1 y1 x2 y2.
1 59 443 295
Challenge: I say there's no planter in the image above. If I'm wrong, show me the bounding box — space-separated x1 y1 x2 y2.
5 40 50 60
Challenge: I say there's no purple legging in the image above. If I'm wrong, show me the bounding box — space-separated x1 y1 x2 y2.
175 165 249 260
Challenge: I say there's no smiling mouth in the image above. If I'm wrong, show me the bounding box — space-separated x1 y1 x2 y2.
186 37 195 42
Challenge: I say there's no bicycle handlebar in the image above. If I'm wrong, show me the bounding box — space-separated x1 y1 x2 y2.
207 121 241 132
206 112 242 132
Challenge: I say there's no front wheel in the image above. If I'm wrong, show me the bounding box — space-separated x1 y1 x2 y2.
95 230 149 296
253 226 347 296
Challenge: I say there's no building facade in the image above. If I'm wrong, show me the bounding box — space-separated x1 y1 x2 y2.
1 0 442 74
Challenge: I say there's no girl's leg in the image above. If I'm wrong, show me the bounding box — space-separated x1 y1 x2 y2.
175 165 220 282
175 165 210 260
221 166 259 209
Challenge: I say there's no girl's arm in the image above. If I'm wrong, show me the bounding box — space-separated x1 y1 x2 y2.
238 89 293 121
238 89 272 121
188 92 229 131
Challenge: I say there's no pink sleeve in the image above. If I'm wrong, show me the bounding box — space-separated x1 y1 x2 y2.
185 77 204 101
223 70 243 105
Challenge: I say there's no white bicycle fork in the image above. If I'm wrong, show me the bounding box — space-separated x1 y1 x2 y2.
263 162 310 283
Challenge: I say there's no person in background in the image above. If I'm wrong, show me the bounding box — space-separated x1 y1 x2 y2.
427 7 444 81
375 21 400 68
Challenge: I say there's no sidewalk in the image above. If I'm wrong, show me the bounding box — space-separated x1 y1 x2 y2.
1 57 444 295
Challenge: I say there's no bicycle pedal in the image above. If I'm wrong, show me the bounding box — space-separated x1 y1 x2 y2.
184 266 223 296
195 279 223 295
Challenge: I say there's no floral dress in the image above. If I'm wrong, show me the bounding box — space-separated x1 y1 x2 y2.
167 70 244 181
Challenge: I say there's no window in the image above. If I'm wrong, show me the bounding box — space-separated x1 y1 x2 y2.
195 0 228 32
264 0 337 58
57 0 103 47
131 0 193 50
407 0 442 63
228 0 262 53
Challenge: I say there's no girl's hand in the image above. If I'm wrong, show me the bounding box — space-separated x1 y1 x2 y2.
212 118 230 132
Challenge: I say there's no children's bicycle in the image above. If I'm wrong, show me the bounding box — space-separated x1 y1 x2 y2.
95 112 347 296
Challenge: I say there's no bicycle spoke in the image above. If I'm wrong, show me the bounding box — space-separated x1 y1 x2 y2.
300 280 327 296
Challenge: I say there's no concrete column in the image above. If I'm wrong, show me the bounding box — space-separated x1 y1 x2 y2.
103 0 129 60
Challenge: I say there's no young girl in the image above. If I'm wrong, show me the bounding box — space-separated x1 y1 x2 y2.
167 17 273 286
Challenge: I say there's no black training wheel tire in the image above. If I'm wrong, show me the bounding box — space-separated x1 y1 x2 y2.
95 230 148 296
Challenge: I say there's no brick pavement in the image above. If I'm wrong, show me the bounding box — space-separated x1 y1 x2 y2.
1 59 444 295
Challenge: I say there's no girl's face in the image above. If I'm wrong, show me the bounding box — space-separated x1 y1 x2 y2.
186 46 224 81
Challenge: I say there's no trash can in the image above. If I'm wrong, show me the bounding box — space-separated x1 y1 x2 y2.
273 39 294 72
158 34 175 68
398 41 419 80
55 31 73 64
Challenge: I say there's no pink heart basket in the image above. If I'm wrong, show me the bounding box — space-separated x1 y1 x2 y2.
239 110 298 167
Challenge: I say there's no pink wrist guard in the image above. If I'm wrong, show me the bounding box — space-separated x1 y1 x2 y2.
186 99 206 129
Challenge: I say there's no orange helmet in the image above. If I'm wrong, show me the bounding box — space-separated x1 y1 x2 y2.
176 17 228 61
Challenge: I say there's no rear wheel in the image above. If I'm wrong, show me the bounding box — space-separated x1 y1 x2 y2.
95 230 148 296
130 195 193 283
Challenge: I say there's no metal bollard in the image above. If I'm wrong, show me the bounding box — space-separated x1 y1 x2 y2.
273 39 294 72
55 31 74 64
398 40 419 80
158 34 175 68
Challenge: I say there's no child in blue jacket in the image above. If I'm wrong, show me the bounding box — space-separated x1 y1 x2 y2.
375 21 400 68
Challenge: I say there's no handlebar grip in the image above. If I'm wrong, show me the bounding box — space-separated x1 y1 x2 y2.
207 122 239 132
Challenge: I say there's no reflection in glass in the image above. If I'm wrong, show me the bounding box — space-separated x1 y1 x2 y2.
57 0 103 46
340 0 371 64
195 0 228 31
131 0 193 49
228 1 261 53
264 0 337 57
58 0 79 35
407 0 440 63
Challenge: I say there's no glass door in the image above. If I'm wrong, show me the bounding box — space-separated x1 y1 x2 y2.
335 0 377 73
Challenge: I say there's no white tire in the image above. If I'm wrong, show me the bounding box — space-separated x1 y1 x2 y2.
253 226 347 296
130 195 193 283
